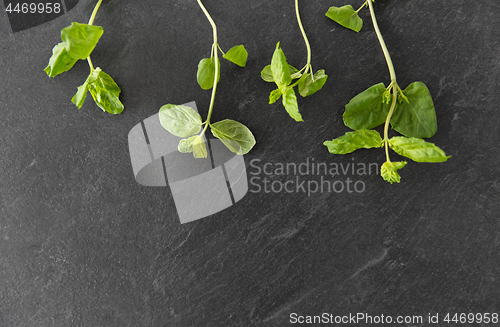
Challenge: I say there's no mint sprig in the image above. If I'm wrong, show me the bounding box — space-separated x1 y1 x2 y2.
44 0 124 114
324 0 450 183
261 0 328 122
158 0 255 158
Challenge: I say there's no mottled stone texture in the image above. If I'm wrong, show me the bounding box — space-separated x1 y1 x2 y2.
1 0 499 326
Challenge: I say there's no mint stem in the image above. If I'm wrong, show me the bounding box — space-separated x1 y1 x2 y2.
367 0 396 82
197 0 219 135
295 0 311 76
86 0 103 72
87 56 94 71
88 0 103 26
383 87 397 162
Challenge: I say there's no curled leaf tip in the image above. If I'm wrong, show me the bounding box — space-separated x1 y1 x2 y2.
381 161 407 184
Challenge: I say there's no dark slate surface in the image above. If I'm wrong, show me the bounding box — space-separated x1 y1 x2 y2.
1 0 500 326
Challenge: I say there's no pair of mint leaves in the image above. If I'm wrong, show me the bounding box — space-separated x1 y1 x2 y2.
340 82 439 139
261 43 328 122
158 104 255 158
197 45 248 89
324 1 450 183
44 22 124 114
323 82 450 183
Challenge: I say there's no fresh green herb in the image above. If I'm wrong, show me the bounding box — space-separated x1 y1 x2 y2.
324 0 450 183
159 0 255 158
44 0 124 114
261 0 328 122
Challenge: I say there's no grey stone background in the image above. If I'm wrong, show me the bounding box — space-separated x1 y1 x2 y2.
0 0 499 326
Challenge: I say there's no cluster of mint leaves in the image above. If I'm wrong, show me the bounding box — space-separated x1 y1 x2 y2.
158 0 256 158
261 0 328 122
323 0 450 183
44 0 123 114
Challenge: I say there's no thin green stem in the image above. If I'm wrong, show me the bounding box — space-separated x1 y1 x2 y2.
88 0 103 26
368 0 398 162
367 0 396 83
86 0 103 72
197 0 219 134
87 56 94 71
386 80 394 91
295 65 307 75
217 44 225 56
383 85 397 162
295 0 311 76
289 80 301 88
397 83 408 103
309 63 315 81
355 1 367 13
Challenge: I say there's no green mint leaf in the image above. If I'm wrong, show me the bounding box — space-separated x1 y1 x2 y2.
178 136 198 154
71 79 89 108
271 42 292 88
261 64 299 83
269 89 282 104
381 161 407 184
44 42 79 77
223 45 248 67
211 119 256 155
61 22 103 59
192 135 208 158
325 5 363 33
197 57 221 90
85 68 124 114
159 104 203 137
343 83 390 130
324 129 383 154
298 70 328 97
390 81 438 138
282 88 303 122
389 136 451 163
